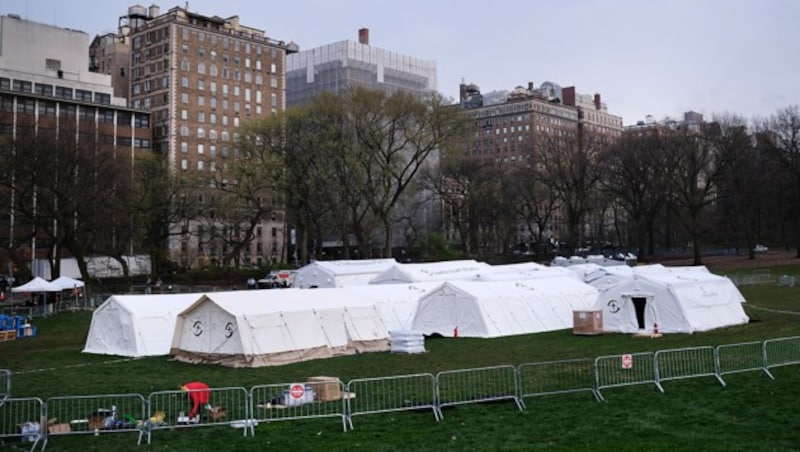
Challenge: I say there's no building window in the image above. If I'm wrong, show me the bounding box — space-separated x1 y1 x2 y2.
198 80 205 91
198 112 205 123
198 143 204 154
181 93 189 103
198 62 205 74
181 76 189 88
95 93 111 104
181 158 188 170
197 161 205 171
181 109 188 120
34 83 53 96
181 59 190 71
181 142 188 153
197 127 205 138
13 80 32 93
38 101 56 117
76 89 92 101
0 77 10 90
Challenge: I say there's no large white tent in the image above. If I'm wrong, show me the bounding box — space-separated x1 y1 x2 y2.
410 277 599 338
581 265 748 334
338 283 440 331
11 276 62 293
369 260 493 285
293 258 398 288
170 289 390 367
470 263 580 282
82 293 202 357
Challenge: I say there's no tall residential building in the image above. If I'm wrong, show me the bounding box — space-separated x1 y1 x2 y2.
286 28 437 107
457 80 623 247
0 14 151 274
98 4 298 268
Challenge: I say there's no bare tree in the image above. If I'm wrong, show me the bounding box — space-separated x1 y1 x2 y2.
761 106 800 256
537 131 606 254
599 132 670 261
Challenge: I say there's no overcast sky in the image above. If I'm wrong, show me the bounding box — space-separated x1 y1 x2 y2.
2 0 798 125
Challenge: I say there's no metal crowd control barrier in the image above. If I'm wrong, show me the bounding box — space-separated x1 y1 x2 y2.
595 352 659 400
716 341 773 379
518 358 600 402
42 393 146 449
654 346 725 390
251 380 348 434
435 365 523 418
0 369 10 403
145 387 250 445
764 336 800 370
346 373 439 428
0 397 44 452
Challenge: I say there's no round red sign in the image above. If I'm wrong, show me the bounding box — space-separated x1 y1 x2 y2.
289 384 305 399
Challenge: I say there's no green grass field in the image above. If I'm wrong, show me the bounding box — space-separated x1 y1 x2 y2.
1 282 800 451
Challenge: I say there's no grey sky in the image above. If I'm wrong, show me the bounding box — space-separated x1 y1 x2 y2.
2 0 797 125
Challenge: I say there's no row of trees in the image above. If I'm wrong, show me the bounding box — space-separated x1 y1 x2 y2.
1 91 798 281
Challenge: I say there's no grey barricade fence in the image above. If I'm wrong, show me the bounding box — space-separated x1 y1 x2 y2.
764 336 800 369
716 341 774 379
654 346 725 390
518 358 600 402
346 373 439 428
595 352 658 400
0 369 10 402
42 393 146 449
435 365 523 418
145 387 250 445
0 397 44 452
251 380 348 434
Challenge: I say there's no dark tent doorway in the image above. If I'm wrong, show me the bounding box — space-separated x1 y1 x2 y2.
632 297 647 329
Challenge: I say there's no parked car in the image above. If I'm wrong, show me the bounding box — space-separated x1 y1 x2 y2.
755 244 768 254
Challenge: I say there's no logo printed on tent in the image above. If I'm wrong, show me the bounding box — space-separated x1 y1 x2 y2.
192 321 203 336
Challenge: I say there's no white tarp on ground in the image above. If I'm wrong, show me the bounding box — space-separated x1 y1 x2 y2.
82 293 202 357
410 277 599 338
170 289 390 367
580 265 748 334
369 260 493 285
293 258 398 288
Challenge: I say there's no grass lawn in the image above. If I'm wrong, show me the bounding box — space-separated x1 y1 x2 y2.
1 281 800 451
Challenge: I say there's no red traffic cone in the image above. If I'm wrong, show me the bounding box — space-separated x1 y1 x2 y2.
453 327 458 338
653 322 659 334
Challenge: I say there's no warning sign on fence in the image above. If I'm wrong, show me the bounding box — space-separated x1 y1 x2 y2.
289 383 305 399
621 354 633 369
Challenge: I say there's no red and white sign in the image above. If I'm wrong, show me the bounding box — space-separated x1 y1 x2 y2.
289 383 306 399
621 354 633 369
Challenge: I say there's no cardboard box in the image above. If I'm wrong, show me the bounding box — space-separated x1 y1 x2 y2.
573 310 603 335
308 376 342 402
48 423 71 434
0 330 15 342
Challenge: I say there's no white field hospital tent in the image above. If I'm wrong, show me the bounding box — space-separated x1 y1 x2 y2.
470 262 581 282
82 293 202 357
583 265 748 334
171 289 390 367
369 260 493 285
338 283 440 331
293 258 398 288
410 277 599 338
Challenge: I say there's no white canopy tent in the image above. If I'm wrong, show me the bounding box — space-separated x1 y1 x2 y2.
410 277 599 338
293 258 398 288
369 260 493 285
50 276 85 290
11 276 62 293
82 293 202 357
171 289 390 367
581 265 748 334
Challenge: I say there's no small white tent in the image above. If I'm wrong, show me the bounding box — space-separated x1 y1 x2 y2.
171 289 390 367
369 260 493 285
584 265 748 334
82 293 202 357
410 277 599 338
293 258 398 288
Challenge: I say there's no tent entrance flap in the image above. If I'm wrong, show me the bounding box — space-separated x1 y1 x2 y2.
632 297 647 330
